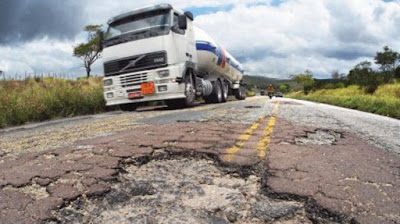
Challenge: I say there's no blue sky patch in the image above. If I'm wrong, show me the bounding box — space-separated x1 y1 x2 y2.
270 0 285 7
184 4 234 17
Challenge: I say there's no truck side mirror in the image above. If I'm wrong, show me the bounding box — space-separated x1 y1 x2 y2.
178 15 187 30
184 11 194 21
98 31 104 51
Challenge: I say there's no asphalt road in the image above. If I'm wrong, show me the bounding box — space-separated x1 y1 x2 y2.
0 96 399 224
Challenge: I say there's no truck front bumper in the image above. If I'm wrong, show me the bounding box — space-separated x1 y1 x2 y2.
103 65 186 106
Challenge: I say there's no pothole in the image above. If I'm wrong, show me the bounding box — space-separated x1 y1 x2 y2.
272 101 302 105
177 120 199 123
4 184 49 200
295 130 343 145
245 106 262 109
0 151 6 157
54 156 308 224
42 153 57 160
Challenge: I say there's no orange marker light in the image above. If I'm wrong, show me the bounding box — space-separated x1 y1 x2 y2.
141 82 155 95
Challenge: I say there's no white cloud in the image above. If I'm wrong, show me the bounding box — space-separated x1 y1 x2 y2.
1 0 400 79
0 38 84 78
194 0 400 78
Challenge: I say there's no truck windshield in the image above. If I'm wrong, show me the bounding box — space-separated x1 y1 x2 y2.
106 10 171 40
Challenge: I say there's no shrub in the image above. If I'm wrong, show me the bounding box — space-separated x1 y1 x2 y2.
247 91 256 97
0 77 106 128
336 82 345 88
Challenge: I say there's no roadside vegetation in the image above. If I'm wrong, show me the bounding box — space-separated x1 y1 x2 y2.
288 83 400 118
0 77 106 128
288 46 400 119
246 90 256 97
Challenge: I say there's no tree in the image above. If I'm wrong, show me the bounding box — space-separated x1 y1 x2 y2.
374 46 399 73
395 66 400 79
291 70 315 94
331 70 340 80
73 25 103 78
348 61 380 93
339 73 347 80
348 61 372 85
278 84 287 93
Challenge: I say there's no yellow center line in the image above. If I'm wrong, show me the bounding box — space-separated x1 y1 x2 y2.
224 116 265 162
257 102 280 159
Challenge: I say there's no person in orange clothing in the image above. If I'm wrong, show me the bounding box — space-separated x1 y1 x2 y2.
267 84 275 99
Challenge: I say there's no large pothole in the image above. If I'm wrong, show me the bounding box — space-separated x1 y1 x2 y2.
295 130 343 145
54 156 309 224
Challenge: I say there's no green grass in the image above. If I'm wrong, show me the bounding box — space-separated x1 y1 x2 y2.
0 77 106 128
246 91 256 97
287 83 400 119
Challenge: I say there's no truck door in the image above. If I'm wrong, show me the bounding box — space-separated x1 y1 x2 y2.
171 12 194 65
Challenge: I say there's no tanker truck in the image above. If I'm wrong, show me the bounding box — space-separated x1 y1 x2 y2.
100 4 246 111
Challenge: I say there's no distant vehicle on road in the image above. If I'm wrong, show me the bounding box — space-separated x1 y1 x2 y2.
260 90 265 96
100 4 246 111
276 92 283 97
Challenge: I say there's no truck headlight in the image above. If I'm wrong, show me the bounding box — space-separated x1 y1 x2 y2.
158 85 168 92
155 78 176 84
104 79 113 86
158 70 170 78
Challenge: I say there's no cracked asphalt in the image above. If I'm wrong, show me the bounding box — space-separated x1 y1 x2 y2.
0 96 399 224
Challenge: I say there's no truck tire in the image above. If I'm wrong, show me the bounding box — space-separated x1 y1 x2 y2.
183 72 196 107
240 85 246 100
166 72 196 109
221 80 229 103
235 85 246 100
204 79 223 103
120 103 138 112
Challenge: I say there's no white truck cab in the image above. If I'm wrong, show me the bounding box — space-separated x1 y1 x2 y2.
101 4 245 111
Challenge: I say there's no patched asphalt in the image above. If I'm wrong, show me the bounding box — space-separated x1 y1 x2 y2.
0 96 399 224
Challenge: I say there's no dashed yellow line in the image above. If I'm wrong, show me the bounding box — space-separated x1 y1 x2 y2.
257 102 280 159
224 116 265 162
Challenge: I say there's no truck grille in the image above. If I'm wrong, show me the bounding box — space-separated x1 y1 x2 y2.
104 51 167 77
120 73 149 88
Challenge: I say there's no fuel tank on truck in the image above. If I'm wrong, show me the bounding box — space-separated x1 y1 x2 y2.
194 26 244 82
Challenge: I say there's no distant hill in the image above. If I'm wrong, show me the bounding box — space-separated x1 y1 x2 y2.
243 75 300 91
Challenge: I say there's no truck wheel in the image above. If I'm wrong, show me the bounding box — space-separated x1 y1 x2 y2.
203 79 222 104
120 103 138 112
183 72 196 107
221 80 229 103
166 72 196 109
235 85 246 100
234 87 242 100
240 86 246 100
213 80 223 103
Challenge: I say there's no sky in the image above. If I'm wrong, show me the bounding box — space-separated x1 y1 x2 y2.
0 0 400 79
